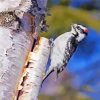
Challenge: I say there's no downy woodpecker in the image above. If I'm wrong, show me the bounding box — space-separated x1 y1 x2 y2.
43 24 88 82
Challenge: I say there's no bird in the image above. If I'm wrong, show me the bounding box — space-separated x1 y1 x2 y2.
42 24 88 82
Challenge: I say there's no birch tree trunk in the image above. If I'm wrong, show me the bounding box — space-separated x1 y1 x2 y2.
0 27 33 100
0 0 34 100
0 0 49 100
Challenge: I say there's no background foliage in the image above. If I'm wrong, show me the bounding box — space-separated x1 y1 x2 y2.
40 0 100 100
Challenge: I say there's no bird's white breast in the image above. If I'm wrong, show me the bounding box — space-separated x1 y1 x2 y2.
50 32 73 67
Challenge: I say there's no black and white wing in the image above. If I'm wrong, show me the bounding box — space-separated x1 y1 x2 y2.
56 36 78 77
65 36 78 62
42 32 72 81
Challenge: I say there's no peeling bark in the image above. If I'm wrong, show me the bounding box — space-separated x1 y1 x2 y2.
0 0 34 99
0 0 49 100
0 27 33 100
15 37 50 100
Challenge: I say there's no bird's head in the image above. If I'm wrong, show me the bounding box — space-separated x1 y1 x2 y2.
71 24 88 42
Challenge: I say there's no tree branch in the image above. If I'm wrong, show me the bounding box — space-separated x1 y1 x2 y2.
15 37 50 100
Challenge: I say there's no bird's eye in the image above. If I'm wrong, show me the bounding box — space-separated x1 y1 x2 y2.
77 26 81 30
77 26 84 33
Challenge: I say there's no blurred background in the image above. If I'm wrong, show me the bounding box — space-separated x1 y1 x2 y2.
39 0 100 100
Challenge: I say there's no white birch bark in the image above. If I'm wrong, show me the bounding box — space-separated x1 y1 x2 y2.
0 0 33 100
0 27 33 100
15 37 50 100
0 0 49 100
0 0 32 13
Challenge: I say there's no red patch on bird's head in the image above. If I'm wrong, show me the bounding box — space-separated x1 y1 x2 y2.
84 28 88 35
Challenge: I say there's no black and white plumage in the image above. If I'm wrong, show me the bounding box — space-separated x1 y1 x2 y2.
43 24 88 81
